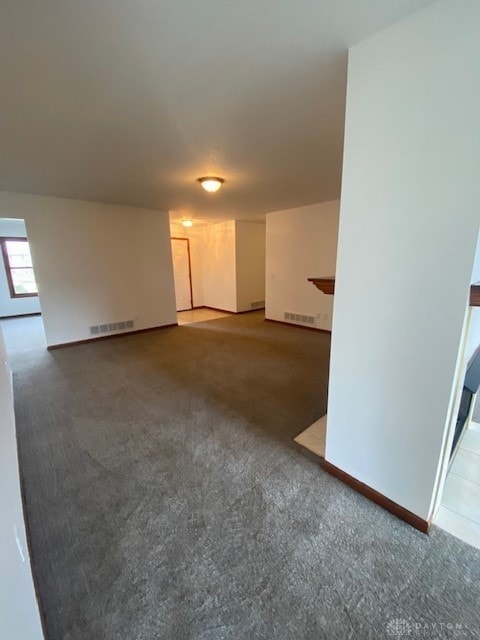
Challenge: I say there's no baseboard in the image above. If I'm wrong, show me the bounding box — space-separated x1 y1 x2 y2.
265 318 331 335
191 306 264 315
47 323 178 350
191 305 234 314
0 312 42 320
235 307 265 314
322 460 429 534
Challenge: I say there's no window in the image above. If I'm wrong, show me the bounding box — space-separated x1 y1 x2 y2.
0 237 38 298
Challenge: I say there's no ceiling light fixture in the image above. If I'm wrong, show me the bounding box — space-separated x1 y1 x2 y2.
197 176 224 193
181 219 193 228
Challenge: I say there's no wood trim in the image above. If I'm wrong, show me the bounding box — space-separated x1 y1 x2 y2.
265 318 331 335
308 277 335 295
0 311 42 320
190 306 264 315
470 283 480 307
47 323 178 350
322 460 429 534
0 236 39 299
171 237 194 310
235 307 265 314
171 237 193 309
191 305 235 314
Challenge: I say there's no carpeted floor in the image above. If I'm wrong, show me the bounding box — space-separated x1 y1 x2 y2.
7 312 480 639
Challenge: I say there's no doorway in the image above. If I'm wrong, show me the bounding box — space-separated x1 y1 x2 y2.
0 217 46 353
434 351 480 550
171 237 193 312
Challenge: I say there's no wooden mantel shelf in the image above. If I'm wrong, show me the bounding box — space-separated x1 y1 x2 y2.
308 279 479 303
471 282 480 307
308 277 335 295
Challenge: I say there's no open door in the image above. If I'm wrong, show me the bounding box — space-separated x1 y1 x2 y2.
171 238 193 311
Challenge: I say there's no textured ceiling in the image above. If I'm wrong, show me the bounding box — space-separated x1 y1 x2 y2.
0 0 435 223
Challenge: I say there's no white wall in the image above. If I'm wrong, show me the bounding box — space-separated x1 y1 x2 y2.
326 0 480 520
235 221 266 312
169 222 204 307
0 192 177 347
0 326 44 639
265 201 339 331
202 220 237 312
0 219 41 317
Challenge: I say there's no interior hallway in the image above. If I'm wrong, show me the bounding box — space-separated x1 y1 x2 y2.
7 312 480 639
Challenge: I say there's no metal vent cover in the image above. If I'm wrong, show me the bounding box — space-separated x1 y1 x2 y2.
89 319 135 336
284 311 316 326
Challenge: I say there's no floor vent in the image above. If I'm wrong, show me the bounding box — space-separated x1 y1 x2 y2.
284 311 316 326
89 319 135 337
251 300 265 309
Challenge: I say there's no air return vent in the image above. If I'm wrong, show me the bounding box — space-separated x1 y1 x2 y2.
284 311 316 326
250 300 265 309
89 319 135 337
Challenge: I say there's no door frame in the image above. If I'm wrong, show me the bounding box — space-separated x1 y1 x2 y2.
171 237 193 310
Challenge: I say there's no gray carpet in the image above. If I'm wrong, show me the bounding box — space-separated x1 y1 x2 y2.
6 312 480 639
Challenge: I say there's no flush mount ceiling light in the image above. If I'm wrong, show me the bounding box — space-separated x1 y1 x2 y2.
197 176 224 193
181 219 193 228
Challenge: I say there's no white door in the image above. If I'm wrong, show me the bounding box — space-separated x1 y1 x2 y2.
171 238 192 311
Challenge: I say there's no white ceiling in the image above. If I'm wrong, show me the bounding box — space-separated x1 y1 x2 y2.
0 0 435 224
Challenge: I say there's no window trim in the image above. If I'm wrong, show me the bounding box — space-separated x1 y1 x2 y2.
0 237 38 299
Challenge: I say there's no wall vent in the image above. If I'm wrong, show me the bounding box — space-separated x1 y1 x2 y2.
89 319 135 337
250 300 265 309
284 311 316 326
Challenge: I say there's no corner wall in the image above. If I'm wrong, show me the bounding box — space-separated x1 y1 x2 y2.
265 201 339 331
326 0 480 520
0 192 177 347
0 325 44 639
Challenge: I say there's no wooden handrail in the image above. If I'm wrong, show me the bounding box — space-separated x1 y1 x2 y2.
471 283 480 307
